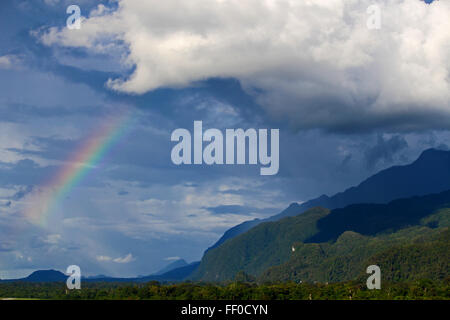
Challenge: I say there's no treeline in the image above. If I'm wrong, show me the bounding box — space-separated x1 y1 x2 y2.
0 279 449 300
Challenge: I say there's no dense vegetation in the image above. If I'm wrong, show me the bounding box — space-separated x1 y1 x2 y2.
192 208 330 281
0 279 448 300
193 190 450 282
206 148 450 252
260 226 449 283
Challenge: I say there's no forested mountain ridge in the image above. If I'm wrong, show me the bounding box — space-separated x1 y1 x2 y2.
192 207 330 281
207 148 450 252
193 191 450 282
260 225 449 283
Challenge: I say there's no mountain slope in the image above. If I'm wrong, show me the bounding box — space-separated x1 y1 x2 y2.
81 261 201 283
154 259 188 275
0 270 69 282
0 261 201 284
191 207 330 281
306 189 450 243
193 190 450 282
24 270 67 282
207 148 450 251
142 261 200 282
259 225 450 283
207 203 302 251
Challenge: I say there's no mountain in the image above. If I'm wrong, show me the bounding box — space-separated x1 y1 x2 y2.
154 259 188 275
192 207 329 281
0 260 200 284
260 221 450 283
22 270 66 282
141 261 200 282
207 203 302 251
206 148 450 251
306 189 450 243
192 190 450 282
81 261 201 283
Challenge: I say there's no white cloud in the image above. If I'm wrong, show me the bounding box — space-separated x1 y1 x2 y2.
164 256 181 261
36 0 450 132
43 0 60 5
113 253 135 264
0 55 21 70
43 234 61 245
96 253 135 263
96 255 112 262
0 56 13 69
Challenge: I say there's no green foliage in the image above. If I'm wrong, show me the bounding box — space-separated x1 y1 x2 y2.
192 207 330 281
193 193 450 283
0 279 448 300
421 208 450 228
364 228 450 282
234 271 256 283
259 227 449 283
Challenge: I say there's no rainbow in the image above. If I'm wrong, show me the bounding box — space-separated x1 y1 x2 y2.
25 111 134 226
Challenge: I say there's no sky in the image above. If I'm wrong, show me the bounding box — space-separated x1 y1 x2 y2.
0 0 448 278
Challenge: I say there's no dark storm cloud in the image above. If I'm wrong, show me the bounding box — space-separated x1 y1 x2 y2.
262 92 450 134
364 134 409 169
36 0 449 134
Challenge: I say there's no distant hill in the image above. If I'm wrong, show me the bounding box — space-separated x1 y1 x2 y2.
154 259 188 275
206 148 450 252
140 261 200 282
82 261 200 283
192 190 450 282
14 270 67 282
81 261 200 283
0 261 200 284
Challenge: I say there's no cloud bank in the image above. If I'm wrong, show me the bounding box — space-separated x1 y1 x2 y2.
96 253 135 264
37 0 450 132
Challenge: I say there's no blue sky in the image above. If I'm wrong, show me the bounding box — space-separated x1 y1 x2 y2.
0 0 448 278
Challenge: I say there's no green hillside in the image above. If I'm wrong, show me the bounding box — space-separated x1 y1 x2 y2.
193 192 450 283
260 226 449 283
191 207 330 281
